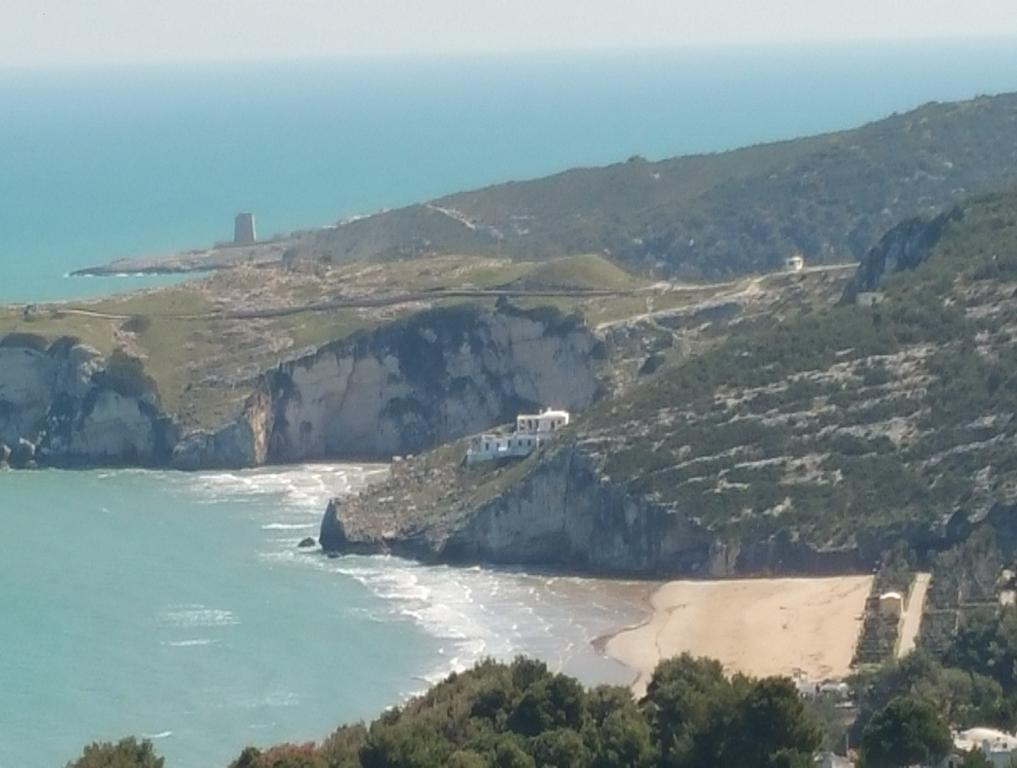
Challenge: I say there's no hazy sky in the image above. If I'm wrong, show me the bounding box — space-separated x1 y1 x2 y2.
3 0 1017 67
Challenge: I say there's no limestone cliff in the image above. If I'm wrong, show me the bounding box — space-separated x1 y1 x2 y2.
318 189 1017 576
841 207 961 302
319 439 866 577
256 303 602 463
171 390 271 470
2 304 603 470
0 336 176 466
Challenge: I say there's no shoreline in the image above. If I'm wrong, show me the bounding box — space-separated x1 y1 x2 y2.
603 575 874 697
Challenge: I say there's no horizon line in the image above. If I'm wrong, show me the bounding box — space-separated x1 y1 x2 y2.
2 34 1017 74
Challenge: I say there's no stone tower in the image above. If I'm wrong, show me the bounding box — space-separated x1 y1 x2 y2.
234 212 256 245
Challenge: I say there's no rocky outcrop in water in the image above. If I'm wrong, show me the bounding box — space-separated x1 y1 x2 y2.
0 336 176 467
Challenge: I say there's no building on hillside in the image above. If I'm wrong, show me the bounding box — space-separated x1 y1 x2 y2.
234 212 257 245
785 252 805 272
466 409 570 465
516 409 570 434
945 728 1017 767
878 591 904 619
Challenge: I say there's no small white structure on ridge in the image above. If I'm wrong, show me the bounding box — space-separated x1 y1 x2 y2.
785 253 805 272
466 409 570 465
516 409 570 434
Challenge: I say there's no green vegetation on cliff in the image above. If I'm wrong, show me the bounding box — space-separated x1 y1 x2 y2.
323 187 1017 576
579 187 1017 559
300 93 1017 279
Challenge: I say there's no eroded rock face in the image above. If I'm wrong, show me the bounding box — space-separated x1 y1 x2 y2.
443 446 715 574
262 304 603 462
0 337 100 446
9 438 36 469
842 208 961 302
0 336 175 467
170 390 271 469
318 440 866 577
1 304 604 469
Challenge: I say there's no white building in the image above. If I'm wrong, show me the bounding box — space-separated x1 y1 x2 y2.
945 728 1017 767
466 409 570 465
785 253 805 272
516 409 570 434
878 591 904 620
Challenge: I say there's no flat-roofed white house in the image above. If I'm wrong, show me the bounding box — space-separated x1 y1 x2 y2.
467 409 571 465
945 727 1017 767
516 409 570 434
785 253 805 272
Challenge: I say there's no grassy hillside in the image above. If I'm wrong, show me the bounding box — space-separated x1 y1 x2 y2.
333 187 1017 577
578 187 1017 555
297 93 1017 280
0 255 659 430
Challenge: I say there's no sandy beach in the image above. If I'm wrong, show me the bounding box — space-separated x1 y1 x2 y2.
605 575 873 697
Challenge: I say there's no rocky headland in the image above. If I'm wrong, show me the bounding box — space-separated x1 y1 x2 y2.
0 336 175 467
0 303 602 470
319 188 1017 578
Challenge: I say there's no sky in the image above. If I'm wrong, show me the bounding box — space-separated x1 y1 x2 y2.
2 0 1017 68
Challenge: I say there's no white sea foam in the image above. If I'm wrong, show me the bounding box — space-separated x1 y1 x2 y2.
184 463 384 515
261 522 316 530
161 605 239 628
142 731 173 740
163 639 215 647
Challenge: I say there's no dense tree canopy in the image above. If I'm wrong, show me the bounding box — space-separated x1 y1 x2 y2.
73 656 824 768
858 696 952 768
66 738 165 768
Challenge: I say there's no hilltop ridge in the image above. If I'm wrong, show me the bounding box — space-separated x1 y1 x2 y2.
76 92 1017 282
291 93 1017 277
321 187 1017 577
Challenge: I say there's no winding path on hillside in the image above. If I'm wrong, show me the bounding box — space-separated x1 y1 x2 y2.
897 573 932 658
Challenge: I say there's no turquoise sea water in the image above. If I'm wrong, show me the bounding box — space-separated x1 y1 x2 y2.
3 41 1017 303
0 465 641 767
5 43 1017 767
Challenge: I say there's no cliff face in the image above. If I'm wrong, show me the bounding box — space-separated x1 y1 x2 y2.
171 390 271 470
0 337 176 466
2 305 603 470
320 191 1017 576
259 304 602 463
319 439 867 577
841 207 961 302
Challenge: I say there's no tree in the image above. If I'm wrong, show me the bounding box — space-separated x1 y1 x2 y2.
318 723 368 768
724 677 822 768
958 748 993 767
587 687 655 768
642 654 736 766
66 738 164 768
492 738 536 768
229 743 324 768
529 728 591 768
859 696 952 768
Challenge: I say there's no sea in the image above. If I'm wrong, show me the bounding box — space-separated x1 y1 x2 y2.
3 41 1017 767
1 466 646 767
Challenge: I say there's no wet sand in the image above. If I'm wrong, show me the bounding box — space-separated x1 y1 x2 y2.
605 576 873 697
